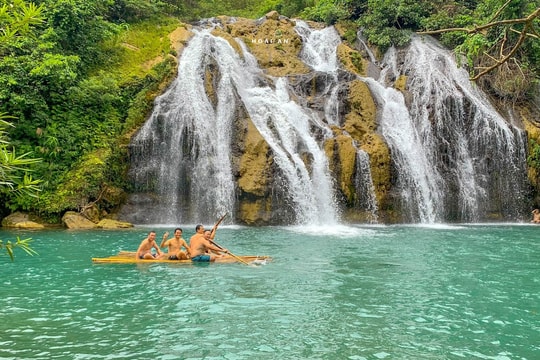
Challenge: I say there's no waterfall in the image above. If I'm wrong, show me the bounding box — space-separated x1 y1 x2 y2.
127 29 238 224
295 20 340 72
295 20 342 125
235 39 339 225
354 147 379 222
368 36 528 222
123 19 528 225
126 27 343 225
356 30 378 65
364 75 442 222
293 21 379 221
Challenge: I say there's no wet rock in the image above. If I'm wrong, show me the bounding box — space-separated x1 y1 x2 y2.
62 211 97 229
1 212 46 229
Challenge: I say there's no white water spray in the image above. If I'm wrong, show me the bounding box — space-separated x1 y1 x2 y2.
367 36 527 222
129 27 343 225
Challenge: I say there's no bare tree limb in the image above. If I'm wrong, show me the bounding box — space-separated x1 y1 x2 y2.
79 185 108 214
418 7 540 36
417 6 540 80
509 27 540 39
488 0 513 23
471 23 529 80
499 30 507 58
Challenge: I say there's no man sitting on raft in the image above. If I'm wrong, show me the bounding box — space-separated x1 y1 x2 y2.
135 231 162 260
159 228 190 260
190 224 228 262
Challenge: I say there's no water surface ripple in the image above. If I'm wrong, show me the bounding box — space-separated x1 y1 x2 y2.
1 225 538 359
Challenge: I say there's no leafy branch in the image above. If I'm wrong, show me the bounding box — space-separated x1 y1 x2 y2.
418 4 540 81
0 113 42 197
0 112 42 262
0 0 44 45
0 236 38 261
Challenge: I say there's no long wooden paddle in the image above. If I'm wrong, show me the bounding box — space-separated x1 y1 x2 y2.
210 239 250 266
211 213 227 233
208 214 250 265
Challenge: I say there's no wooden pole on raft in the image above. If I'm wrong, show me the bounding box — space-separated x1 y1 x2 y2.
211 239 250 265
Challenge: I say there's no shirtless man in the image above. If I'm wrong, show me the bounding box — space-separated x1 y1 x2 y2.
203 229 221 255
189 224 205 242
531 209 540 224
135 231 162 260
188 216 222 246
190 224 228 262
159 228 190 260
202 214 225 245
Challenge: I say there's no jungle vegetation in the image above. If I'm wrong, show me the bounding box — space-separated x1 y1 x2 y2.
0 0 539 230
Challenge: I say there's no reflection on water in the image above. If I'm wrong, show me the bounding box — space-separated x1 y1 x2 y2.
0 225 538 359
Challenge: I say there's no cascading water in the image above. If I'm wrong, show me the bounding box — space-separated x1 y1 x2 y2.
364 76 442 222
294 20 379 221
364 45 443 223
354 147 379 222
125 26 344 225
122 18 529 225
368 36 528 222
295 21 342 125
295 21 340 72
235 36 340 225
126 29 238 224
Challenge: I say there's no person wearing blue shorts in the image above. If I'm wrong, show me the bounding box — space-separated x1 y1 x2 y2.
191 254 211 262
189 224 228 262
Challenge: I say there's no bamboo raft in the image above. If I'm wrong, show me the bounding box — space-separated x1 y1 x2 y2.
92 251 271 265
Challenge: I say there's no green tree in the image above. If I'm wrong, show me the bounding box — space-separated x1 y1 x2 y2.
301 0 350 24
41 0 119 71
0 0 45 54
0 0 43 260
359 0 436 49
0 115 41 196
0 114 41 260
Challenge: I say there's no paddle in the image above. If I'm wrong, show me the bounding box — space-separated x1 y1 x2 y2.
210 239 250 265
210 213 227 235
207 214 250 265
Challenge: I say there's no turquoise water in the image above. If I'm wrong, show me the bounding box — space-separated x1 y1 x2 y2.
0 224 538 359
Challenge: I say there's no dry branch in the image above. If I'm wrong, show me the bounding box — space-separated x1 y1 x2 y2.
417 6 540 80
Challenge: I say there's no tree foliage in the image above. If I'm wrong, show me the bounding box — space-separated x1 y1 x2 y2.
0 0 161 259
419 0 540 89
0 0 43 260
299 0 539 99
0 114 41 198
0 0 44 51
301 0 350 24
0 236 37 261
359 0 436 48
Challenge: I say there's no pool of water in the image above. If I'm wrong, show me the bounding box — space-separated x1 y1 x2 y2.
0 224 538 359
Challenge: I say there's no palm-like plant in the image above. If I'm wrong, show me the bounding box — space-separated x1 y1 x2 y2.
0 1 44 261
0 113 42 262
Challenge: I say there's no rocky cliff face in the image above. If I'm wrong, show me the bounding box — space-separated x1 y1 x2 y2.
207 12 393 224
120 11 534 225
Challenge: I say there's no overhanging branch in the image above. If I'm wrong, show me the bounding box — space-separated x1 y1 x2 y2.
416 6 540 80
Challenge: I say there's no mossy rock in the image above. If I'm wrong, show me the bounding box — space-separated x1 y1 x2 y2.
1 212 45 229
96 219 134 229
62 211 97 229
